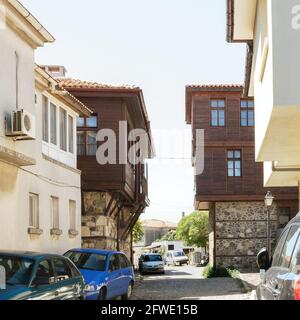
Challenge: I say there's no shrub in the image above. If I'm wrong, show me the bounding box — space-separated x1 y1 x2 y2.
203 266 239 279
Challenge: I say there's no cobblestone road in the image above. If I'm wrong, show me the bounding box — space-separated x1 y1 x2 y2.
131 265 251 300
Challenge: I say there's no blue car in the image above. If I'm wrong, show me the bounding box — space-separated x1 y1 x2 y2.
0 251 85 300
64 248 135 300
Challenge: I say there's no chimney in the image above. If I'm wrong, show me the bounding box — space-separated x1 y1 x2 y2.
182 212 185 218
42 65 67 78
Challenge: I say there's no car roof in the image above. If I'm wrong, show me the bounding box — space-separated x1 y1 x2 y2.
66 248 123 255
0 250 64 260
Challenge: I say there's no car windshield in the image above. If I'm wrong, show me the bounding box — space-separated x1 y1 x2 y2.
65 252 107 272
173 252 185 257
0 255 35 286
143 255 162 262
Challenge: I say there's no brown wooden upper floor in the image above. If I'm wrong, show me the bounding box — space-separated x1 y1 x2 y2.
58 79 154 207
185 85 298 204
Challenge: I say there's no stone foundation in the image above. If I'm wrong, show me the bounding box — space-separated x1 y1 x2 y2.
212 201 280 271
81 191 134 260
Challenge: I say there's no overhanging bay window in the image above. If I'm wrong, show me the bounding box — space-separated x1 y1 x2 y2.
41 95 76 165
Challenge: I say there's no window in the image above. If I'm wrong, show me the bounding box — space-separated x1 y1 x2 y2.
278 208 291 229
69 200 76 231
33 260 54 286
227 150 241 177
119 254 131 269
29 193 39 229
77 132 85 156
77 117 85 128
0 256 34 286
68 115 74 154
65 251 107 272
77 114 98 156
211 99 225 127
42 96 49 142
60 107 67 151
50 197 59 230
53 258 72 281
272 229 289 267
50 103 57 145
86 116 98 128
77 114 98 128
168 245 175 251
290 231 300 274
109 255 121 272
241 100 254 127
278 226 300 268
86 132 97 156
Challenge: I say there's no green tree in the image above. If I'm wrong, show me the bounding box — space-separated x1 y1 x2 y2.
158 230 177 241
176 211 209 248
132 219 144 243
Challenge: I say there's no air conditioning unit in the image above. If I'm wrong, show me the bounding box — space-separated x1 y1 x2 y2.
5 109 36 140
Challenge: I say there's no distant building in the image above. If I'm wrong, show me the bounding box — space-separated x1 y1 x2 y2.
135 219 177 247
145 240 194 255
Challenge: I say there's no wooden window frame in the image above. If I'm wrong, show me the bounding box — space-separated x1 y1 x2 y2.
210 99 226 127
77 114 98 129
240 99 254 127
227 149 242 177
77 131 98 156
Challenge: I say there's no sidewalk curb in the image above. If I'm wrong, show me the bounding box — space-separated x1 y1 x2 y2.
237 273 253 294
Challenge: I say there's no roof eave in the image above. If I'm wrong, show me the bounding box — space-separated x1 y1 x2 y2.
8 0 55 45
35 66 92 117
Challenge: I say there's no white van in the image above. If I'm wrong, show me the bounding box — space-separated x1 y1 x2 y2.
165 251 189 266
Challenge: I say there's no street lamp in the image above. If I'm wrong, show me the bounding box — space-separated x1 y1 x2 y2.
265 191 274 255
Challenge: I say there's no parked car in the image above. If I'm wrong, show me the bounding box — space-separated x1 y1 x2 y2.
165 250 189 266
256 214 300 300
0 251 84 300
64 248 134 300
138 253 165 275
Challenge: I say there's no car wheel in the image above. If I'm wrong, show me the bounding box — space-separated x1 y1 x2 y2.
122 282 133 300
98 287 107 301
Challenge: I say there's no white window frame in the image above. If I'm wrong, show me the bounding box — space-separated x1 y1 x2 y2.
29 193 39 229
41 94 77 167
50 196 59 230
69 200 77 231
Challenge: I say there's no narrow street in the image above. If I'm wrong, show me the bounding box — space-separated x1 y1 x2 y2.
132 265 251 300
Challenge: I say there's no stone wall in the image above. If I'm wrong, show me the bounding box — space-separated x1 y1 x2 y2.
213 201 279 271
81 191 133 260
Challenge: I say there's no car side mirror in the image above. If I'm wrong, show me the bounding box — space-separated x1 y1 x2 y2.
257 248 271 271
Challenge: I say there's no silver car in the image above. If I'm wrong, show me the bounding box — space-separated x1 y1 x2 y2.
256 214 300 300
138 254 165 275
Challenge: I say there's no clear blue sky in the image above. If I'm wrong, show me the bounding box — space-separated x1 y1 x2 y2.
22 0 246 223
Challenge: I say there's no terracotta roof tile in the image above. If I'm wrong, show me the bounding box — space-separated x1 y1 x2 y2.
186 84 243 89
57 78 139 90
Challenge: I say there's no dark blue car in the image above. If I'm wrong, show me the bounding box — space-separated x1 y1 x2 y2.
0 251 85 300
64 248 135 300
